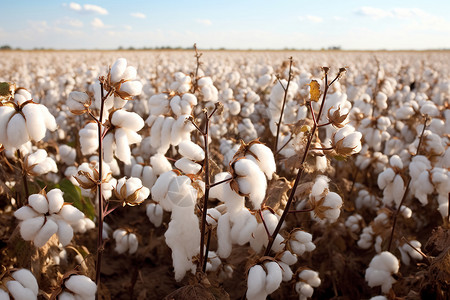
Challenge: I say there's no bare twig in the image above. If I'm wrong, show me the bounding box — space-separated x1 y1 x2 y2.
401 236 430 264
264 68 342 256
387 116 428 252
274 57 293 153
192 43 203 93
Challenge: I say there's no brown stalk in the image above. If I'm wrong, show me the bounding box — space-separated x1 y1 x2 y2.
274 57 293 153
264 68 341 256
387 116 428 252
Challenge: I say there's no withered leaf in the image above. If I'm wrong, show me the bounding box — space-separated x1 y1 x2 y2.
308 80 321 102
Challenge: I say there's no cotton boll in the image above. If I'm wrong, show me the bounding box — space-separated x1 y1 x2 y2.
245 143 276 180
110 58 127 83
19 216 45 241
178 140 205 162
111 110 144 132
33 217 58 247
10 269 39 296
114 128 131 164
175 157 202 174
150 153 172 175
7 113 29 149
365 251 399 293
5 280 37 300
264 261 282 294
59 145 76 165
246 264 266 300
56 219 74 246
128 233 139 254
28 193 49 214
22 104 47 142
47 188 65 214
146 203 163 227
79 123 98 155
0 106 16 146
233 158 267 209
64 275 97 299
59 205 85 224
167 175 198 208
14 206 39 220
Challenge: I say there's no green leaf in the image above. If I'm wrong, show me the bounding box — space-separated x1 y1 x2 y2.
57 178 96 220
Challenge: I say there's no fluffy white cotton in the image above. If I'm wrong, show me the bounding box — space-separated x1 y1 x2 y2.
295 269 321 300
244 143 276 180
113 229 139 254
246 262 283 300
178 140 205 162
233 158 267 209
114 177 150 206
63 275 97 299
146 203 163 227
289 230 316 256
24 149 57 176
365 251 399 293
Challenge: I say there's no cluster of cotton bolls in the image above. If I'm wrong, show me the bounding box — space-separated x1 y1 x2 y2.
58 274 96 300
14 189 85 247
0 269 38 300
0 87 57 150
2 50 450 299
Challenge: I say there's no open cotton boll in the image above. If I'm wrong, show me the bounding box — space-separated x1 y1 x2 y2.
10 269 39 296
0 106 16 146
178 140 205 162
151 170 178 211
150 153 172 176
246 264 266 300
167 175 198 208
114 177 149 206
289 230 316 256
6 280 37 300
14 206 39 220
311 176 329 198
111 110 144 132
147 203 163 227
245 143 276 180
365 251 399 293
78 122 98 155
28 193 49 214
33 218 58 247
233 158 267 209
64 275 97 299
21 104 47 142
7 113 29 149
175 157 202 174
110 58 127 83
59 145 76 165
47 189 65 214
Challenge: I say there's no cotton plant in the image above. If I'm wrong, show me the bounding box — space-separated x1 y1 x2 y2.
113 229 139 254
73 161 116 200
93 58 143 116
14 188 85 247
0 268 39 300
246 261 283 300
308 176 343 223
0 85 57 149
377 155 406 207
23 149 58 176
295 269 321 300
113 177 150 206
57 274 97 300
175 140 205 174
162 174 201 281
287 229 316 257
365 251 399 294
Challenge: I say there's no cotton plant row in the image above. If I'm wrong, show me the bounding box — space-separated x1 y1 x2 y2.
0 51 449 299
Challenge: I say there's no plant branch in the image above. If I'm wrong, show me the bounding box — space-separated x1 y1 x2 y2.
259 210 271 239
274 57 293 153
288 207 314 214
208 177 232 188
264 68 340 256
387 116 428 252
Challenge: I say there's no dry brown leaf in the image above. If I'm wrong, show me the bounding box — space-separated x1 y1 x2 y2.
264 174 292 211
308 80 321 102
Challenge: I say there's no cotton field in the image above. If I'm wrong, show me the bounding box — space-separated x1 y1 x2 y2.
0 50 449 299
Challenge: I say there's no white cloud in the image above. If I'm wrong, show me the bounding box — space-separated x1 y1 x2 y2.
91 18 105 28
130 12 146 19
124 25 132 31
298 15 323 23
58 17 83 28
196 19 212 26
68 2 82 11
354 7 392 19
66 2 108 15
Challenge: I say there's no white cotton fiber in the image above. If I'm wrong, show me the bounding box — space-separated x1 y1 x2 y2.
58 291 75 300
39 105 57 131
114 128 131 164
0 106 16 145
147 203 163 227
7 113 29 148
175 157 202 174
121 81 143 96
21 104 46 142
56 219 74 246
246 143 276 180
111 110 144 132
20 216 45 241
5 280 36 300
234 158 267 209
150 153 172 175
121 66 137 81
152 171 177 203
178 140 205 162
14 206 39 220
110 58 127 83
11 269 39 296
217 213 232 258
65 275 97 297
246 264 266 299
264 261 282 294
59 205 84 224
128 233 139 254
34 218 58 247
47 189 64 214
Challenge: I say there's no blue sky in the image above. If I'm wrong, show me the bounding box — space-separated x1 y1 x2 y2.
1 0 449 50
